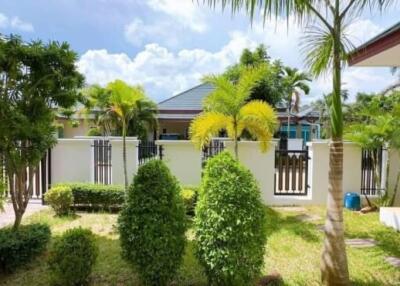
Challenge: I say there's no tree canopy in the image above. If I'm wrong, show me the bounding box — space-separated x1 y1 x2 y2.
0 35 84 228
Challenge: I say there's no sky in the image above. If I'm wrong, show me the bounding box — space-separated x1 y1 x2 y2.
0 0 399 104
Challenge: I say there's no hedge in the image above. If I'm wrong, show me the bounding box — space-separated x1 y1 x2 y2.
53 183 125 211
0 223 51 273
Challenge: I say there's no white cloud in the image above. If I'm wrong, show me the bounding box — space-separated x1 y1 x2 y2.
78 33 253 101
10 16 34 32
0 13 34 32
124 18 179 48
145 0 207 33
345 18 383 47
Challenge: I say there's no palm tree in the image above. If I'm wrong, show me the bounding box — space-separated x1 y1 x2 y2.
106 80 148 189
282 67 311 138
190 68 277 159
204 1 394 284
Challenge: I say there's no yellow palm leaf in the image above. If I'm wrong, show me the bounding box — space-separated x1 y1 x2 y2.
239 100 278 152
190 112 232 150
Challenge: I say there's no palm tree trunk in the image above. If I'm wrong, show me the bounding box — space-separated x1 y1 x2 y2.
321 9 350 285
122 120 128 190
287 104 291 139
233 119 239 160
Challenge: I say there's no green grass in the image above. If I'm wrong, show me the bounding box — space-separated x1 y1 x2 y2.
0 207 399 286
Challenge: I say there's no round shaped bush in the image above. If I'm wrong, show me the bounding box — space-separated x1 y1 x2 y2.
118 160 186 286
195 151 267 286
44 185 73 216
48 228 98 286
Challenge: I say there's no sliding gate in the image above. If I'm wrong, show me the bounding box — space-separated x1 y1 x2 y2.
274 149 309 195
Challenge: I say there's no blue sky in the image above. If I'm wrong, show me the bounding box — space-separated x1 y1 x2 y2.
1 0 399 104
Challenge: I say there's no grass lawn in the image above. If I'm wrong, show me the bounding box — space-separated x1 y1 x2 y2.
0 206 399 286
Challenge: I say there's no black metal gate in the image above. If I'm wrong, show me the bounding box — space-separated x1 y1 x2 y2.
138 141 163 166
361 147 384 196
93 140 112 185
202 140 225 165
274 149 309 195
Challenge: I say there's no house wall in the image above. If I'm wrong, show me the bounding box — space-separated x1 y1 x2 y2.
158 120 190 139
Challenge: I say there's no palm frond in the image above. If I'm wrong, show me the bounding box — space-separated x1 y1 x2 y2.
189 112 231 150
238 100 278 152
202 75 237 114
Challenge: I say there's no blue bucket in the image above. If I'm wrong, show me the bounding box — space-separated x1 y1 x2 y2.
344 192 361 211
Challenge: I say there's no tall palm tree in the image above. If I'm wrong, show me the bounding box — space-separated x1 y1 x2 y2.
283 67 311 138
190 68 277 159
204 1 394 284
106 80 148 189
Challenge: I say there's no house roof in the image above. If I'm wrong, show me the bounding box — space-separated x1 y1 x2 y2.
158 82 214 111
349 21 400 67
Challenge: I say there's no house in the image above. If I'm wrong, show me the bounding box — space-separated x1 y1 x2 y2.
157 83 321 142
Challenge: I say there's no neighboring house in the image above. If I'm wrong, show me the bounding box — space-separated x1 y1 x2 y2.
157 83 321 142
56 113 93 138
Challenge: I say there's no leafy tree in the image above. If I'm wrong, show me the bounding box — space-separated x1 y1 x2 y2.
190 68 277 159
195 151 266 285
223 45 286 106
84 80 157 189
346 92 400 207
0 35 83 229
204 0 394 284
282 67 311 137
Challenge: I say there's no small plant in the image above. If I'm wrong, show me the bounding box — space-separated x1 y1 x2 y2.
48 228 98 286
0 223 51 273
118 160 186 286
180 186 198 215
195 151 267 285
44 186 73 216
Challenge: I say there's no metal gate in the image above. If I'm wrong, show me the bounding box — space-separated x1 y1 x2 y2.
202 140 225 165
274 149 309 195
92 140 112 184
138 141 163 166
1 150 51 199
361 147 384 196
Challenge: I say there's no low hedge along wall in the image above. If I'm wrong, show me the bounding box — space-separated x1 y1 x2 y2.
53 183 125 210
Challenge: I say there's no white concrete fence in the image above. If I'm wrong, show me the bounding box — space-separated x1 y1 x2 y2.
47 137 400 206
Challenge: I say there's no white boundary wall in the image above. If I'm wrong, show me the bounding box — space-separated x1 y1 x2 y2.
156 140 202 186
51 137 139 185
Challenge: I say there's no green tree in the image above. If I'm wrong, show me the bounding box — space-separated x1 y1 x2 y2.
223 45 286 106
282 67 311 137
190 68 277 159
106 80 148 189
0 35 84 229
204 1 394 284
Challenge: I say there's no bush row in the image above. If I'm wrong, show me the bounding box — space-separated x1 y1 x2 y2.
51 183 125 211
47 182 198 215
0 223 51 273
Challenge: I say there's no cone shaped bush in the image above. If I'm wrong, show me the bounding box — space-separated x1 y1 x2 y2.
118 160 186 286
195 151 267 286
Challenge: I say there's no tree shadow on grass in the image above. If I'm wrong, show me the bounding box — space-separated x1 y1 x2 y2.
264 207 320 243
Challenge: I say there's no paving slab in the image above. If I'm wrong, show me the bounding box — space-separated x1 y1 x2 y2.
0 199 48 228
345 238 377 248
385 256 400 268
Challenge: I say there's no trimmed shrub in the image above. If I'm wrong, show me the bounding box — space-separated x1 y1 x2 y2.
180 186 199 215
44 185 73 216
54 183 125 210
0 223 51 273
118 160 186 286
195 151 267 286
48 228 98 286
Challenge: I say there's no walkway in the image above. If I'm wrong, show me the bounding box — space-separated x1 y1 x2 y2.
0 199 48 228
